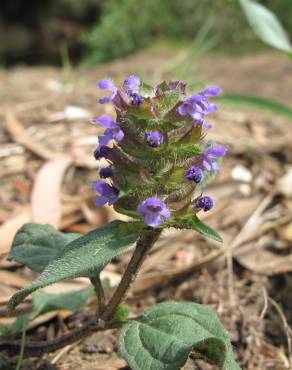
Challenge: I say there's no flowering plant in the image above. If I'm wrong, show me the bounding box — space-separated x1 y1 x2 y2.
2 76 240 370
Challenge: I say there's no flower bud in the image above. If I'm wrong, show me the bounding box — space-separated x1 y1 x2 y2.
195 196 214 212
144 130 164 148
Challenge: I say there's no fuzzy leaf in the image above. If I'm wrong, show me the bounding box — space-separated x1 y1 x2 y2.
31 286 94 316
8 223 81 272
118 301 241 370
188 216 222 242
8 286 94 335
7 221 140 314
240 0 292 55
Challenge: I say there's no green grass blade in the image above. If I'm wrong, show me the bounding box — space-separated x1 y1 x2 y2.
219 94 292 119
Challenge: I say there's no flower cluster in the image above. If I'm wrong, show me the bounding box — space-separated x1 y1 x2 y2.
92 76 227 228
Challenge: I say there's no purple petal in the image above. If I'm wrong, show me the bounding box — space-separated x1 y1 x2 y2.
202 122 212 129
160 207 171 219
92 181 118 206
97 79 116 91
137 197 171 227
177 103 189 116
95 196 108 207
211 162 220 172
191 111 204 121
98 132 112 146
206 145 227 159
202 160 212 171
123 75 141 92
113 129 124 142
144 213 163 227
203 85 222 96
92 181 107 194
94 115 115 128
97 79 118 104
99 97 111 104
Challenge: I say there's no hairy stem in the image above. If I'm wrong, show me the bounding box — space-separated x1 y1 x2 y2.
0 228 162 356
101 227 162 321
90 275 105 314
0 317 120 356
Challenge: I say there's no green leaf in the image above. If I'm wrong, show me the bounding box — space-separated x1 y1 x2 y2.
0 355 7 369
7 221 140 315
219 94 292 119
10 314 30 335
6 286 94 335
0 323 11 336
8 223 81 272
118 301 241 370
31 286 94 317
239 0 292 55
189 216 222 243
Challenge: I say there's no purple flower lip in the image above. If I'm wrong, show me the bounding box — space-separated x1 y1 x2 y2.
92 181 119 207
201 144 227 173
185 166 203 183
178 85 221 128
195 195 214 212
137 197 171 227
97 79 118 104
123 76 143 106
93 115 124 146
144 130 164 148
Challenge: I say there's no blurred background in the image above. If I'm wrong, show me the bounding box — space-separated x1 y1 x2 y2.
1 1 292 369
0 0 291 66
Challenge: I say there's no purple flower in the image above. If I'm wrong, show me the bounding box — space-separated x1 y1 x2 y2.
99 166 113 179
195 195 214 212
202 86 222 96
201 145 227 172
144 130 164 148
185 166 203 183
97 79 118 104
123 75 144 106
137 197 171 227
92 181 119 207
93 115 124 146
178 85 221 129
93 146 113 160
128 92 144 106
123 75 141 93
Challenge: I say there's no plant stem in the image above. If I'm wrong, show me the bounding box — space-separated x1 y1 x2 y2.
0 317 119 356
0 228 162 356
90 275 105 314
15 326 26 370
101 228 162 321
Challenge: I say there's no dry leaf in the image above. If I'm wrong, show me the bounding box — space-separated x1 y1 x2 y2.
31 156 72 227
0 207 31 257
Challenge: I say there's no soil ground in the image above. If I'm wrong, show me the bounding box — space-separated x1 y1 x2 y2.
0 49 292 370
